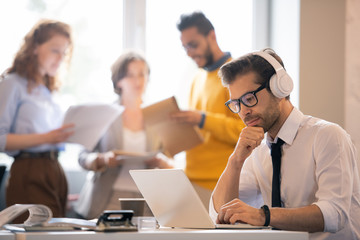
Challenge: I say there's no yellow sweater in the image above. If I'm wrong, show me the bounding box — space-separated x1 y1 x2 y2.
186 60 246 190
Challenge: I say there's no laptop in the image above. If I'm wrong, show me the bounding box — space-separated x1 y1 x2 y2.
129 169 269 229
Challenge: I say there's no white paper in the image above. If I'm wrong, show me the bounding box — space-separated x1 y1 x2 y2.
0 204 135 231
0 204 51 227
63 103 124 150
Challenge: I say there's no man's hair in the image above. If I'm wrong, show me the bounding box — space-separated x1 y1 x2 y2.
219 49 286 96
176 11 214 36
111 50 150 95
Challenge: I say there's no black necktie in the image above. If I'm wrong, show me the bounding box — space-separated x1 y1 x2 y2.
271 138 285 207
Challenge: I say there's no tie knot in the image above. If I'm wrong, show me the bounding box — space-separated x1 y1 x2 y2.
271 138 285 150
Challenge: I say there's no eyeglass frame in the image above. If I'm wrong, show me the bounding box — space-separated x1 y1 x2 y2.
225 85 266 113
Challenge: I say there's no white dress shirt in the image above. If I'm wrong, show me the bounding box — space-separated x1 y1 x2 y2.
210 108 360 240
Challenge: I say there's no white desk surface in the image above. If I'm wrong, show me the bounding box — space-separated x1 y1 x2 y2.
0 230 15 240
14 228 309 240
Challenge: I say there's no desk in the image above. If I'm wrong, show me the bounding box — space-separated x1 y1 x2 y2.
14 228 309 240
0 230 15 240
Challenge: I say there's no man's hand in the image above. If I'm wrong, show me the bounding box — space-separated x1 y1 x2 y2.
170 110 202 126
217 198 264 226
230 126 264 165
217 199 325 232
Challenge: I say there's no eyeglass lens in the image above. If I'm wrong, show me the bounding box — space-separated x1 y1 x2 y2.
228 92 258 113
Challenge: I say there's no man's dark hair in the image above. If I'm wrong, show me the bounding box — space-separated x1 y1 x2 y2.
219 49 285 91
177 11 214 36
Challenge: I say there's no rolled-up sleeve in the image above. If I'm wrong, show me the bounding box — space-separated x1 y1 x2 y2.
314 201 342 233
312 123 357 233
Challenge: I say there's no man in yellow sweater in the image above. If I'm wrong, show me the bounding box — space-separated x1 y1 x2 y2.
172 11 245 209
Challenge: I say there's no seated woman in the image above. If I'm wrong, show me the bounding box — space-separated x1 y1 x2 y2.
75 50 173 219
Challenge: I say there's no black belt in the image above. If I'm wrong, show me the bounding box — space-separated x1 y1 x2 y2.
15 151 59 161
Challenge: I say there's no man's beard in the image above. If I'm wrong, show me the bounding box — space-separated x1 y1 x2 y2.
203 45 214 68
243 97 281 133
262 97 281 133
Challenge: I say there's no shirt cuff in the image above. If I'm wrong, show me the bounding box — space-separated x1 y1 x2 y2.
198 113 206 129
208 194 218 223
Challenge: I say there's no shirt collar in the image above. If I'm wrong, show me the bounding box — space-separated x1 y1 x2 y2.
266 107 304 148
203 52 231 72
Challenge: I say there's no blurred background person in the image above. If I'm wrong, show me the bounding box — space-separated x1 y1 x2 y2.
0 19 74 222
172 11 245 209
75 50 173 219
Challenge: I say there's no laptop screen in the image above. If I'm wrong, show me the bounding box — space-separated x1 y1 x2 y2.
130 169 215 228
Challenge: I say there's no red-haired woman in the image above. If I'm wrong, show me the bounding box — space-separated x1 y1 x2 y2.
0 19 74 222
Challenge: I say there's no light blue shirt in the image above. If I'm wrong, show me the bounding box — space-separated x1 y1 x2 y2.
0 72 63 156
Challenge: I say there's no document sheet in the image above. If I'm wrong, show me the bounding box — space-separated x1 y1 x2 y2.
63 103 123 150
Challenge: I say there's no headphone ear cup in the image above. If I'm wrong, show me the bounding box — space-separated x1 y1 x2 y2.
269 73 293 98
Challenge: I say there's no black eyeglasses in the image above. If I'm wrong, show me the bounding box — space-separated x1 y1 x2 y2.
225 85 266 113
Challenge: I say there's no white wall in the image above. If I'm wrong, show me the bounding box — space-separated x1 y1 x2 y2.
299 0 345 126
345 0 360 169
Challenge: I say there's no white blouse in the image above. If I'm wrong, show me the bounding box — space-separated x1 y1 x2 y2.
113 127 147 192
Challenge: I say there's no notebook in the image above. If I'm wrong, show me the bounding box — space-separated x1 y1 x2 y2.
129 169 269 229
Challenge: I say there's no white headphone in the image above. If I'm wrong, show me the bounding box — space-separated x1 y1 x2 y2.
252 49 293 99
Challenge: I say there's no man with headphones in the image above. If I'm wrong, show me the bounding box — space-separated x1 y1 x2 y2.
210 48 360 239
